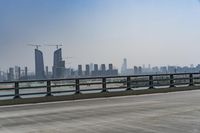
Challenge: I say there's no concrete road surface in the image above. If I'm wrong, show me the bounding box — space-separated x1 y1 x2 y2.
0 90 200 133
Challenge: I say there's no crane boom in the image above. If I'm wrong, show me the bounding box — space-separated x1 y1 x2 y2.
27 44 41 49
45 43 63 49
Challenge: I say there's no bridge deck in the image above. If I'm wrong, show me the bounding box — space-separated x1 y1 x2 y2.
0 90 200 133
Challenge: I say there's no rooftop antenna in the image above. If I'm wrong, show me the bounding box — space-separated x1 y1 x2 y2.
27 44 41 50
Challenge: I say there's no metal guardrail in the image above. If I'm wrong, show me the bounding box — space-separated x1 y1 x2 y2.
0 72 200 99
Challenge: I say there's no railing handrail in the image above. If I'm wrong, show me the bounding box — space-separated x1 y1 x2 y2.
0 72 199 84
0 72 199 100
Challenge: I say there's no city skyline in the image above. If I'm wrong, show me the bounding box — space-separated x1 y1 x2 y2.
2 47 200 72
2 48 200 81
2 56 200 81
1 0 200 70
2 55 200 73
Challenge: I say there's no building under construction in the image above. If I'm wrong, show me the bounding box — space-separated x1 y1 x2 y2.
52 48 65 78
35 49 45 79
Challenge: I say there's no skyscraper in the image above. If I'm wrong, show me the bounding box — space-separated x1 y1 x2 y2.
101 64 106 76
35 49 45 79
108 64 113 71
8 67 14 81
121 58 127 74
15 66 21 80
85 64 90 76
107 64 118 76
78 65 83 76
92 64 99 76
53 48 65 78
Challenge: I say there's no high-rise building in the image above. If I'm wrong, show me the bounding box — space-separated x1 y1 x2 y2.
108 64 118 76
138 66 142 74
134 66 138 74
25 67 28 79
108 64 113 70
35 49 45 79
168 66 176 73
89 63 94 73
52 48 65 78
94 64 98 71
160 66 167 73
85 64 90 76
148 64 152 72
8 67 14 81
100 64 106 76
121 58 127 74
70 69 75 77
107 64 114 75
78 65 83 76
0 71 7 81
92 64 99 76
15 66 21 80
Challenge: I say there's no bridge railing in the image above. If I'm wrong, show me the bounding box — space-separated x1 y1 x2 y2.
0 72 200 100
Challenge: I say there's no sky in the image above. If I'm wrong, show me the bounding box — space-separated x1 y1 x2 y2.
1 0 200 71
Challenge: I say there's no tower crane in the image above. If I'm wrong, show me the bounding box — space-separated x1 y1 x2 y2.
46 43 63 49
27 44 41 49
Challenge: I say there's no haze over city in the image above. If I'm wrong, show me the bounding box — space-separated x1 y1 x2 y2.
1 0 200 71
2 1 200 133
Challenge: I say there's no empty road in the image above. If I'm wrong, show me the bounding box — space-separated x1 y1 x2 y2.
0 90 200 133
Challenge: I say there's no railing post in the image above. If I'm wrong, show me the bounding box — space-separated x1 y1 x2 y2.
75 79 80 94
14 82 21 99
46 80 52 96
126 76 131 91
102 78 107 92
170 74 175 88
149 75 154 89
189 74 194 86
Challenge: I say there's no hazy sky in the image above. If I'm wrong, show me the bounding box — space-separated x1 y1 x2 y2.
1 0 200 71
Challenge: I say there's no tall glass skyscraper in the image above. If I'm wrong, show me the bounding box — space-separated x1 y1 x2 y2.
53 48 65 78
35 49 45 79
